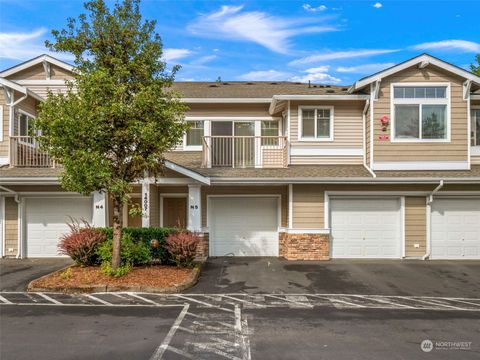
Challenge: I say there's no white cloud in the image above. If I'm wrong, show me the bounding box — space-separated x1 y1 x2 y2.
290 66 341 83
190 55 217 66
188 5 337 54
0 28 73 62
289 49 399 65
303 4 327 12
411 40 480 53
162 48 193 62
336 62 395 73
237 70 291 81
373 2 383 9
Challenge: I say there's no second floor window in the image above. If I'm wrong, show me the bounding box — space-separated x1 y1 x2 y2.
472 109 480 147
17 111 36 145
186 120 204 147
300 107 333 140
261 120 279 145
392 85 449 141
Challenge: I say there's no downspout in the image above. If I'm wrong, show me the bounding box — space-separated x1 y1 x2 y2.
423 180 444 260
362 99 376 178
0 185 21 258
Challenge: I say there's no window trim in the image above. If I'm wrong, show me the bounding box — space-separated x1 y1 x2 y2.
390 82 451 143
472 106 480 154
183 120 206 151
298 105 334 142
16 109 37 146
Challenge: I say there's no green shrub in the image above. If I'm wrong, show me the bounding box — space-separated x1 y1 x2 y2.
165 231 199 268
100 262 131 277
96 233 151 268
99 227 177 263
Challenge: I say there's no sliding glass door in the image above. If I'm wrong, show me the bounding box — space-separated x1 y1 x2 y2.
210 121 255 167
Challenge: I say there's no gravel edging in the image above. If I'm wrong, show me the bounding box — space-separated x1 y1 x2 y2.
27 263 202 294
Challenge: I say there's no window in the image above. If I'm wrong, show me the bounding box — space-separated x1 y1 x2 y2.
299 107 333 140
17 111 35 145
185 121 204 147
472 109 480 147
261 120 279 145
392 85 449 141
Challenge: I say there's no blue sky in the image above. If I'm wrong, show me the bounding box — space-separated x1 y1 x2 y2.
0 0 479 85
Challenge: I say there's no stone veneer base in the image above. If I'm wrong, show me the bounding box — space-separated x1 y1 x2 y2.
279 232 330 260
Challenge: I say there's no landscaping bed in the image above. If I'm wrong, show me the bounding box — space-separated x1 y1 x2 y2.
28 264 201 293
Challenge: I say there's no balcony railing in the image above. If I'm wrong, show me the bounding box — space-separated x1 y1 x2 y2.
9 136 55 168
202 136 288 168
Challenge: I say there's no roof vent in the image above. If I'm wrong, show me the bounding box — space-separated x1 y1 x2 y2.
209 84 218 87
326 85 331 88
246 82 254 85
326 89 335 93
223 82 230 85
313 85 317 88
270 82 278 85
295 82 301 85
342 87 348 91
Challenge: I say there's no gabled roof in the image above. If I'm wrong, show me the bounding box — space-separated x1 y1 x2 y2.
0 77 44 102
350 53 480 92
0 54 74 78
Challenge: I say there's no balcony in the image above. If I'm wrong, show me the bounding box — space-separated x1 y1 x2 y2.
9 136 55 167
202 136 288 168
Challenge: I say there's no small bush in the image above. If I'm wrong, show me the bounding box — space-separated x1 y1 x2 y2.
96 233 151 267
58 221 106 266
100 262 131 277
99 227 177 263
165 231 199 268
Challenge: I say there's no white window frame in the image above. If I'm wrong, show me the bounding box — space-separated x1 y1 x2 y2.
298 106 334 142
183 120 207 151
17 109 37 146
472 106 480 156
390 82 451 143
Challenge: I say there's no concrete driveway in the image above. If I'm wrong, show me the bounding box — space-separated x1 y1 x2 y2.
0 258 72 291
190 257 480 297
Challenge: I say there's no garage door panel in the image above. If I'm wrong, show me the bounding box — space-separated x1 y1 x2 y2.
431 199 480 259
210 197 278 257
26 197 93 257
331 198 401 258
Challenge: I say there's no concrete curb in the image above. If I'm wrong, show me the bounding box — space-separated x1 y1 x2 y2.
27 263 202 294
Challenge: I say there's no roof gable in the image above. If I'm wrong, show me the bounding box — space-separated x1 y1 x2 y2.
351 53 480 92
0 54 74 79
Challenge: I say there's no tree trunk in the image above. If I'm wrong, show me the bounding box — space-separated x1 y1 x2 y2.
112 197 123 270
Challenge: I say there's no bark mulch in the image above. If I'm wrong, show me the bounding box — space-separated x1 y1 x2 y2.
29 265 197 293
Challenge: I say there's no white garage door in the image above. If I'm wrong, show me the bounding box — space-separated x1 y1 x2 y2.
26 197 93 257
209 197 279 256
331 198 401 258
431 198 480 259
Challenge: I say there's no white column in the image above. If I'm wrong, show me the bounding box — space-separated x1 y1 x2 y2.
187 184 202 232
92 191 107 227
142 180 150 228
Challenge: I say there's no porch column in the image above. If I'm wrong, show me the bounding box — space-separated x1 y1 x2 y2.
187 184 202 232
141 179 150 228
92 191 107 227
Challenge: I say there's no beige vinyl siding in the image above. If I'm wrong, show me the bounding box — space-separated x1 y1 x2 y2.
405 197 427 257
4 197 18 257
202 185 288 228
6 64 73 82
186 103 271 117
289 100 364 164
473 100 480 164
373 65 468 162
0 89 9 157
292 185 324 228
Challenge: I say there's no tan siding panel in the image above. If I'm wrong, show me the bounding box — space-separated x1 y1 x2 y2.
0 89 9 157
186 103 271 117
202 186 288 228
292 184 324 228
405 197 427 257
373 65 468 162
4 197 18 257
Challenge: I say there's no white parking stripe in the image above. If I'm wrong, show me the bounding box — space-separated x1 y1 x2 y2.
449 299 480 308
175 294 233 312
0 294 13 304
222 295 265 308
411 298 465 310
127 293 160 305
37 293 62 305
149 304 190 360
351 295 416 309
266 294 313 308
165 345 195 359
84 294 112 306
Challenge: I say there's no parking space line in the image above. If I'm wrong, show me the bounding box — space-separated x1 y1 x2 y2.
265 294 313 308
410 298 465 310
36 293 63 305
222 295 265 308
448 299 480 308
84 294 113 306
127 293 161 305
175 294 233 312
149 304 190 360
351 295 416 309
165 345 195 359
0 294 13 304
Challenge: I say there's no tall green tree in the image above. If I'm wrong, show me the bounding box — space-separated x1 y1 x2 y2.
36 0 188 270
471 54 480 75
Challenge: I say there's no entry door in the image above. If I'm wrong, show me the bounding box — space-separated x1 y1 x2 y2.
330 198 401 258
163 197 187 228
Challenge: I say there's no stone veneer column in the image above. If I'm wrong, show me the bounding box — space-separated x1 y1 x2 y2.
279 232 330 260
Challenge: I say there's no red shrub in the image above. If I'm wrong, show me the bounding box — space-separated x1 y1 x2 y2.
165 231 199 267
58 220 106 266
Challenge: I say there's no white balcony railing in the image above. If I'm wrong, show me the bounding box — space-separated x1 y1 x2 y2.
9 136 55 168
202 136 288 168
